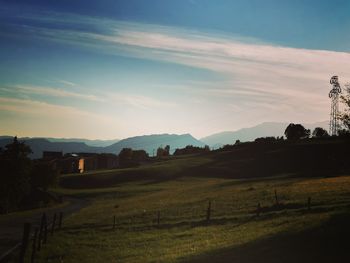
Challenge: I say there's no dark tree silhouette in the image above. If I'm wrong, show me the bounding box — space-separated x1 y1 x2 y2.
2 136 32 159
254 137 278 143
164 145 170 155
157 145 170 158
340 83 350 130
312 127 329 138
31 161 58 191
118 148 149 167
174 145 210 155
284 123 310 140
0 137 32 213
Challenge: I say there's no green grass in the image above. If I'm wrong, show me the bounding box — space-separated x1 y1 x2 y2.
20 140 350 262
0 201 68 224
30 172 350 263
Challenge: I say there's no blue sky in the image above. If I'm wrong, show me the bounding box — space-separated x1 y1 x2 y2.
0 0 350 139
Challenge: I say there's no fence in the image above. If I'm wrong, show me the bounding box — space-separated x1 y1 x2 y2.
0 211 64 263
109 193 314 230
0 190 315 262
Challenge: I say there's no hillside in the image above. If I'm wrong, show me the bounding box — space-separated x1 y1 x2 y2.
201 121 328 147
0 134 205 159
60 137 350 189
104 133 205 155
42 138 350 262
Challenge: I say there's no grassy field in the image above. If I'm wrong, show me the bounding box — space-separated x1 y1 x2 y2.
26 149 350 262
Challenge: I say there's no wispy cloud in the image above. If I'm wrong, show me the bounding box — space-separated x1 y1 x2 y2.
9 12 349 84
107 92 177 110
57 79 77 87
2 10 350 136
2 85 104 102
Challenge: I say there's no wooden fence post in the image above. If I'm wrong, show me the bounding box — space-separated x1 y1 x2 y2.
307 197 311 211
58 212 63 230
206 200 211 222
51 213 57 235
257 202 261 217
31 228 38 263
43 213 48 244
37 213 45 251
19 222 31 263
274 189 279 205
157 211 160 226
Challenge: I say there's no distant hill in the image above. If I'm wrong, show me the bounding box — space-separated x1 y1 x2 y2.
0 136 118 148
45 138 119 147
104 134 205 156
0 137 103 159
0 134 204 158
201 121 329 148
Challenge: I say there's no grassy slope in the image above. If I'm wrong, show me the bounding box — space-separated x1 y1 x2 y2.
33 174 350 262
59 139 350 190
26 140 350 262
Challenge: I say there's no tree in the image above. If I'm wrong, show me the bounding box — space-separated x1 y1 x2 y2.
312 127 329 138
31 161 58 191
254 137 277 143
157 145 170 158
2 136 32 159
0 137 32 213
164 145 170 156
284 123 310 140
340 83 350 130
173 145 210 155
118 148 149 167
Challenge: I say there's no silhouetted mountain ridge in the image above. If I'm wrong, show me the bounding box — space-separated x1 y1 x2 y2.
201 121 328 148
105 133 205 155
0 134 204 159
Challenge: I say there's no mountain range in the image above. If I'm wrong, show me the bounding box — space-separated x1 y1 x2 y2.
0 137 120 147
201 121 329 148
104 134 204 156
0 121 329 158
0 134 204 159
44 138 120 147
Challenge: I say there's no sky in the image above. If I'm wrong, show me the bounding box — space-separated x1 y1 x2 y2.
0 0 350 140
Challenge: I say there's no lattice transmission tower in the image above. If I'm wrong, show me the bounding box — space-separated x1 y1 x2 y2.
329 76 342 136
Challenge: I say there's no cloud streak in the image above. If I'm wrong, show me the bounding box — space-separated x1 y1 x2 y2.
1 10 350 137
11 13 348 85
12 85 103 101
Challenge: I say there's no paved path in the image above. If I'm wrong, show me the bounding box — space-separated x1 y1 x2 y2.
0 197 89 255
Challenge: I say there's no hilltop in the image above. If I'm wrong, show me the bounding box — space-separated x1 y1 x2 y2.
104 133 204 156
201 121 328 147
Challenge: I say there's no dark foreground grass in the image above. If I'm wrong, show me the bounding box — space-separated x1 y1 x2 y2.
27 174 350 263
189 211 350 263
